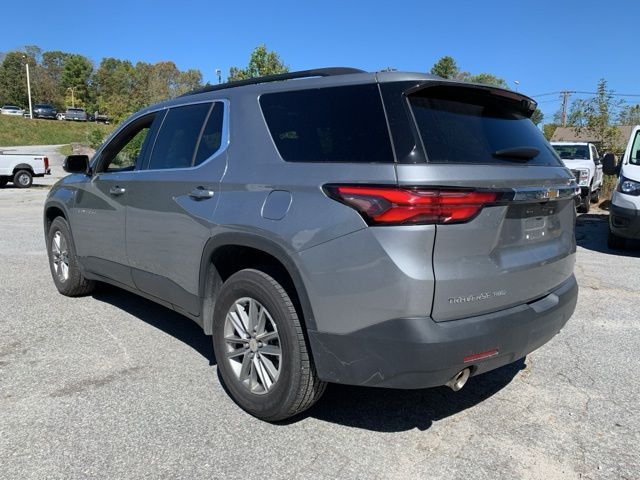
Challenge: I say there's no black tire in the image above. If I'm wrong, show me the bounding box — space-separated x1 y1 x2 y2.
13 170 33 188
577 196 591 214
590 189 600 204
212 269 326 421
0 177 8 188
46 217 96 296
607 228 626 250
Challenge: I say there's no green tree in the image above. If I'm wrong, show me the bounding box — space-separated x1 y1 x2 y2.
0 51 31 106
573 79 624 153
531 108 543 126
543 123 558 141
94 58 136 121
429 56 508 88
228 44 288 81
467 73 508 88
618 104 640 125
430 56 459 79
60 54 94 108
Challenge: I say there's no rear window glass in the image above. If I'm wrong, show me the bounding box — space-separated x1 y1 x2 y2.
553 144 590 160
148 103 211 170
409 87 561 166
260 84 393 163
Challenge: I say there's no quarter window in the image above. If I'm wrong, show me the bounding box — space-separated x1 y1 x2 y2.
194 102 224 166
260 85 393 163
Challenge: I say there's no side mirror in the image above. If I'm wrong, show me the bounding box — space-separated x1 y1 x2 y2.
63 155 90 174
601 153 618 176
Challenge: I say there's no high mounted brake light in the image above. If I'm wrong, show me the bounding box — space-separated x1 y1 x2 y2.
324 185 498 225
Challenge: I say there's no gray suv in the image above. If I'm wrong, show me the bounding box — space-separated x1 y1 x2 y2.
44 68 578 421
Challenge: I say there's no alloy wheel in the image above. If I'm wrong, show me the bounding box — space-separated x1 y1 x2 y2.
51 231 69 282
223 297 282 395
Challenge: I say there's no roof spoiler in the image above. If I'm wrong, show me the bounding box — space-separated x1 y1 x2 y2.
403 81 538 118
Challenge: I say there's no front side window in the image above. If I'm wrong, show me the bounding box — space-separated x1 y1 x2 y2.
260 84 393 163
147 103 212 170
97 113 160 172
630 131 640 166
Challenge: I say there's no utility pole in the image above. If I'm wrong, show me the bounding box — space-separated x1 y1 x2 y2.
67 87 75 108
23 56 33 119
560 91 571 127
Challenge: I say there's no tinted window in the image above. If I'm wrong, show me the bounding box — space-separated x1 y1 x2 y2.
99 113 160 172
260 84 393 163
194 102 224 166
409 87 561 166
148 103 211 170
630 131 640 166
553 144 590 160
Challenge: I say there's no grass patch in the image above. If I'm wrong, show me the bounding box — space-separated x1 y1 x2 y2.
0 115 113 147
57 144 73 156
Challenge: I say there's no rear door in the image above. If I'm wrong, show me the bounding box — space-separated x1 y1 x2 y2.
125 101 228 316
385 82 576 322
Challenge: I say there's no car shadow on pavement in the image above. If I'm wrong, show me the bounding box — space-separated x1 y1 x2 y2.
575 213 640 256
291 358 527 432
91 284 216 365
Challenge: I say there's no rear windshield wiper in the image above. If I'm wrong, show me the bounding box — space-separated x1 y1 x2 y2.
492 147 540 161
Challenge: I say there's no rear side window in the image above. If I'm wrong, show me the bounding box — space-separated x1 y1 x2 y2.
260 84 393 163
409 86 561 166
148 103 211 170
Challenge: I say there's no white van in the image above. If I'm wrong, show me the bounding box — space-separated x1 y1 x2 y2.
603 125 640 248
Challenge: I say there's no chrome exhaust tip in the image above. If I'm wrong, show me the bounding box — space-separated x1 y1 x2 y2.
446 368 471 392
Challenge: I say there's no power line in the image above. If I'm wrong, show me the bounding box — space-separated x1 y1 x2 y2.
532 90 640 98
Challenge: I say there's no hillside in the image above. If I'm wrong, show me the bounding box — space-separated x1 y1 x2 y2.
0 115 112 147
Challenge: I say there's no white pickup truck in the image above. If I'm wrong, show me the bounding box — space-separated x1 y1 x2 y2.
551 142 604 213
0 152 51 188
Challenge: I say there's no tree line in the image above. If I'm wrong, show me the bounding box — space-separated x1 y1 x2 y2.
0 44 289 123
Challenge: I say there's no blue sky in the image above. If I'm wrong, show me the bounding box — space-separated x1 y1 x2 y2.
3 0 637 122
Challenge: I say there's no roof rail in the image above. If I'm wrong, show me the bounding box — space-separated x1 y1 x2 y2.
181 67 366 97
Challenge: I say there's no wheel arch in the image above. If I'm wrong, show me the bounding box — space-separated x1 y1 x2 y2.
13 164 35 174
199 233 317 335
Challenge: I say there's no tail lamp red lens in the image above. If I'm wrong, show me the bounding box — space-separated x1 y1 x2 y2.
43 156 49 170
325 185 498 225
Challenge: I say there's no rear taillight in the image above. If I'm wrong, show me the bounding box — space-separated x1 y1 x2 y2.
43 157 49 170
325 185 498 225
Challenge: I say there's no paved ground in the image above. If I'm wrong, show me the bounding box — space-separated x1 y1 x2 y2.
1 153 639 479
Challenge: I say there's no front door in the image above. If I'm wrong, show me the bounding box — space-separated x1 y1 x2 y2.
72 112 163 287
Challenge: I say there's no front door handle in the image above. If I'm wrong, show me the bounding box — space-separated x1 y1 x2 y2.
189 187 214 200
109 186 126 196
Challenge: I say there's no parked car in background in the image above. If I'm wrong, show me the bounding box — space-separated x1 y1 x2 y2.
0 151 50 188
603 125 640 249
552 142 604 213
45 68 579 421
1 105 25 116
56 112 65 120
33 104 58 119
64 108 88 121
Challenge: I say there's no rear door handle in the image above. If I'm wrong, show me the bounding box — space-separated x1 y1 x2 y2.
189 187 214 200
109 186 126 196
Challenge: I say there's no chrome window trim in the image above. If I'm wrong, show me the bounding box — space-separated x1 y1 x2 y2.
91 98 230 175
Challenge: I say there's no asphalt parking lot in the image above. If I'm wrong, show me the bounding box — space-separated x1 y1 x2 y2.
1 163 639 479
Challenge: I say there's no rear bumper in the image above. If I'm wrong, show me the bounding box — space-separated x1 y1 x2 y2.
609 204 640 239
308 275 577 389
